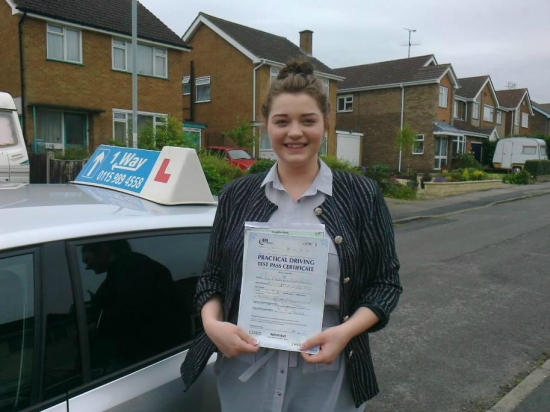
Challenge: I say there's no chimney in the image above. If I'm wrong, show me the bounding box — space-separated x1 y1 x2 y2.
299 30 313 55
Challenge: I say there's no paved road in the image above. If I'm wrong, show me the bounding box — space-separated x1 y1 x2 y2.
363 193 550 412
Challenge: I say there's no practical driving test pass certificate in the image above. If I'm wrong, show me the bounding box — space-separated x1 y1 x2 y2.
238 225 329 354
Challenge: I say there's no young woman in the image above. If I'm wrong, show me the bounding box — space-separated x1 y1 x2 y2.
181 61 402 411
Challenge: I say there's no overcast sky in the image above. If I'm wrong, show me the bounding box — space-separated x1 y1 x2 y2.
140 0 550 103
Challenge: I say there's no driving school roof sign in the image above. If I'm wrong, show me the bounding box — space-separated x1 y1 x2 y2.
74 145 216 205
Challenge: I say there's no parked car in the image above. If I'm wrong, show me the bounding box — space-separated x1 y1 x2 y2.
0 146 220 412
207 146 256 170
492 137 548 172
0 92 29 183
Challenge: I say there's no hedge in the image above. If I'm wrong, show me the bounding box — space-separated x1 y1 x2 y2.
524 160 550 177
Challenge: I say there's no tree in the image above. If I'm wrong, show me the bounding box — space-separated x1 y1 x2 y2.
222 116 256 148
137 116 194 151
396 123 417 172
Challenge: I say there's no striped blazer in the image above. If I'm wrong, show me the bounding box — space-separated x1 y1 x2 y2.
180 171 402 407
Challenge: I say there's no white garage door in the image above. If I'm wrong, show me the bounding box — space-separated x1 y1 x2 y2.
336 131 362 167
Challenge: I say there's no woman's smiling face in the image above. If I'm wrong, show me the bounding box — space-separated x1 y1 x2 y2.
266 92 328 170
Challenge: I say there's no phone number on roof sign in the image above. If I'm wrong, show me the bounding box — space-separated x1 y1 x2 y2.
96 171 145 190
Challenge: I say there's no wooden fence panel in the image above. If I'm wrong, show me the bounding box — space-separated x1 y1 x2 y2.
29 153 86 183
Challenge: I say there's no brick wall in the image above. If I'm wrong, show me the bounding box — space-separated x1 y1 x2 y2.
0 2 22 97
436 74 453 123
479 83 497 128
183 23 338 154
18 17 183 150
531 110 550 135
336 83 439 171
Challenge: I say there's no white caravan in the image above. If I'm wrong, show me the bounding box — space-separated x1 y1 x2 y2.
0 92 29 183
492 137 548 172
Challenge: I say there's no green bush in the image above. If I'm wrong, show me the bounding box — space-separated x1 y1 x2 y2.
503 170 530 185
384 182 417 200
482 140 497 167
248 159 276 174
524 160 550 177
54 147 90 160
198 153 245 195
319 156 361 173
451 152 483 170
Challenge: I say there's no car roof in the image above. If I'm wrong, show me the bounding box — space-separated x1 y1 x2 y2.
0 183 217 251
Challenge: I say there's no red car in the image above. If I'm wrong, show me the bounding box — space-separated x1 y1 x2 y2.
207 146 257 170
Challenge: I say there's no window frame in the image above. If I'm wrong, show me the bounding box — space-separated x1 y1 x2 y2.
439 86 448 108
112 109 167 146
46 23 82 64
195 76 211 103
521 112 529 128
496 110 502 125
270 67 279 84
472 102 480 120
412 134 424 155
337 95 353 113
483 105 494 122
515 108 520 126
182 76 191 95
111 38 168 79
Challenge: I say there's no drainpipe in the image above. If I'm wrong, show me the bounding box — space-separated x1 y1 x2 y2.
189 60 195 122
18 13 27 145
398 84 405 172
252 60 267 157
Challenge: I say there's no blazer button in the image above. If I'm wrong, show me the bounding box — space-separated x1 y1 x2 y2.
314 207 323 216
334 235 343 244
343 277 350 284
343 315 349 322
348 350 354 359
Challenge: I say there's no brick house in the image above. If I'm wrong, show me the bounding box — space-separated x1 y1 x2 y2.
0 0 190 153
181 12 343 159
495 88 534 137
531 102 550 136
334 55 460 172
453 75 501 163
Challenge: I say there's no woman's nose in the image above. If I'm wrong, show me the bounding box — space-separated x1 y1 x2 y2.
287 122 302 137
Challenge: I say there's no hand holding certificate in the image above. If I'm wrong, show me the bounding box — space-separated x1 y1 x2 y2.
238 224 329 354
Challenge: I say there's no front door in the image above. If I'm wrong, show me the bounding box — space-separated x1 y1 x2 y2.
471 142 482 163
434 137 448 170
64 113 87 150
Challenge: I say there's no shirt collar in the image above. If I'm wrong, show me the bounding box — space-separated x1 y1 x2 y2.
261 159 333 197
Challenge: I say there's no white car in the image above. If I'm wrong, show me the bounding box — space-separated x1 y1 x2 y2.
0 146 221 412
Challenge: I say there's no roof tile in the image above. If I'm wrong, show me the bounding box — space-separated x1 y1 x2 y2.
456 76 489 99
200 13 334 75
495 89 528 109
14 0 189 48
333 55 452 89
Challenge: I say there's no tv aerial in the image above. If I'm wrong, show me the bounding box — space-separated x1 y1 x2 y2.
401 28 420 58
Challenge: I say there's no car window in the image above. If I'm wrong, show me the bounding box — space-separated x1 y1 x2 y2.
228 150 251 160
208 149 226 159
0 253 35 412
75 231 210 380
42 242 82 401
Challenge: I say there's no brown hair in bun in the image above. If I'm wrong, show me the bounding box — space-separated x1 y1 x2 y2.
261 59 329 122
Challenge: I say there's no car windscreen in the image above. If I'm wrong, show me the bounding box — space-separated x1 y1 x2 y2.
0 111 18 147
228 150 251 160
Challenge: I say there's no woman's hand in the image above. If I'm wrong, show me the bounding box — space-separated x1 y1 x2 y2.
204 320 259 358
299 326 350 364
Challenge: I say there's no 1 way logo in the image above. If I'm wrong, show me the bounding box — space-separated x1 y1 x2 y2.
110 151 149 172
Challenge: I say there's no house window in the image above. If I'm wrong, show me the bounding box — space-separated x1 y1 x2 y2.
36 109 87 149
483 105 494 122
521 113 529 128
453 101 458 118
439 86 448 108
337 95 353 112
113 110 167 145
472 102 480 120
412 134 424 154
515 109 520 126
451 135 466 155
270 67 279 84
47 24 82 63
318 134 328 156
182 76 191 95
195 76 211 103
112 39 167 78
496 110 502 125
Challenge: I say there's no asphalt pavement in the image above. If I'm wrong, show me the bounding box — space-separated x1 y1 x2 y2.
384 181 550 412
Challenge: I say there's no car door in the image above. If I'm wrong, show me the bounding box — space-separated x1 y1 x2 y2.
65 230 220 412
